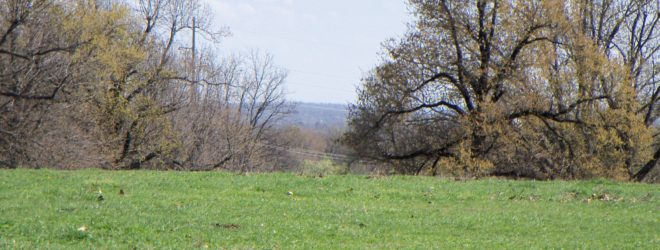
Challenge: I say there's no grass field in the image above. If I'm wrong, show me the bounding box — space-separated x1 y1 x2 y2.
0 169 658 249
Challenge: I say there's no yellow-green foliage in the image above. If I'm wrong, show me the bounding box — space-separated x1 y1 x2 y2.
346 0 657 179
57 0 180 168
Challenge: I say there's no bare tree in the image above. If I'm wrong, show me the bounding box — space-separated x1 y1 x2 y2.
170 50 292 172
0 1 113 168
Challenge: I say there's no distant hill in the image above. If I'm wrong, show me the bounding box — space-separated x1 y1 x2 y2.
278 102 349 130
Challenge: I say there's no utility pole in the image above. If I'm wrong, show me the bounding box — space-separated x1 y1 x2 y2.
188 16 200 169
191 16 197 102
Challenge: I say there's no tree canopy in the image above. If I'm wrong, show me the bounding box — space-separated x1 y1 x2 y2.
345 0 660 181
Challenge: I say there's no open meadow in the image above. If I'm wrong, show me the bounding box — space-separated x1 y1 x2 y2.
0 169 658 249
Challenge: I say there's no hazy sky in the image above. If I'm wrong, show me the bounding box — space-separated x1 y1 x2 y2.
204 0 410 103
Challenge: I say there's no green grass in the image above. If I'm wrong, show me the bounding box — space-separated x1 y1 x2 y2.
0 169 658 249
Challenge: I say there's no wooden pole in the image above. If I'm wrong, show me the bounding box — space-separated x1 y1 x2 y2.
191 16 197 102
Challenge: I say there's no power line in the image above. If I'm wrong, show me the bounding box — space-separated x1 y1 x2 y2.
260 143 377 165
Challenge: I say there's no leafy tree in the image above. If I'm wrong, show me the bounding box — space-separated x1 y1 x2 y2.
345 0 657 180
82 0 229 169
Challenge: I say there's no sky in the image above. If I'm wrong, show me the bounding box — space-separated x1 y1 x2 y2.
204 0 411 104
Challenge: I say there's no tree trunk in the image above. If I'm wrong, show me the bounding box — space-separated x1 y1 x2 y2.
633 148 660 181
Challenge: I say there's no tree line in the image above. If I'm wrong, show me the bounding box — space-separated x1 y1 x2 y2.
3 0 659 182
344 0 660 181
1 0 292 171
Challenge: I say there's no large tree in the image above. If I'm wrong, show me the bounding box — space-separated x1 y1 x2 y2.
345 0 658 180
